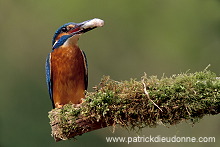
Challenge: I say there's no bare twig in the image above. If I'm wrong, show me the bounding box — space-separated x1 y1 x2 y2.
142 78 163 112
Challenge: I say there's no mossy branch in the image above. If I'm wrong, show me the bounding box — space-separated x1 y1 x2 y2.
48 70 220 142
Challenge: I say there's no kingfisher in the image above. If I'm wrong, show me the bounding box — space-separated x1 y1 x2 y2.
46 18 104 108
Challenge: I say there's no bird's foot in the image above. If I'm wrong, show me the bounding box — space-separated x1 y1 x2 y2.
72 98 85 108
55 103 64 109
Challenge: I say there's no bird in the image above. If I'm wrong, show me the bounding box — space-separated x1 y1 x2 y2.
46 18 104 108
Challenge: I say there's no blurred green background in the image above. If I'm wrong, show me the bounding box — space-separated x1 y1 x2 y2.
1 0 220 147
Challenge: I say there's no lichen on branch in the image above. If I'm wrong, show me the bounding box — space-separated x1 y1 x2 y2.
49 70 220 141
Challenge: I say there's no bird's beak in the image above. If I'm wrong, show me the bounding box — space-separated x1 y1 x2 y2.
70 18 104 35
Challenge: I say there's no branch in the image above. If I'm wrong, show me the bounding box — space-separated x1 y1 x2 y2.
48 70 220 142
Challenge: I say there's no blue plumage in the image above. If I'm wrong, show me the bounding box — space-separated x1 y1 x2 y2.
52 35 72 50
81 50 88 90
45 53 54 108
52 22 76 46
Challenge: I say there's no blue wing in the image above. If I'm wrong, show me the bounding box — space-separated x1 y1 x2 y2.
45 53 55 108
81 50 88 90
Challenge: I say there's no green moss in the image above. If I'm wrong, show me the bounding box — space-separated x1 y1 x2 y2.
49 69 220 141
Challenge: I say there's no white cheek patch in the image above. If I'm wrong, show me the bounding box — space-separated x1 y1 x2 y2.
63 35 80 47
83 18 104 29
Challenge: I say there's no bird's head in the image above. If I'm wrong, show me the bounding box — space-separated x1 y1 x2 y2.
52 18 104 50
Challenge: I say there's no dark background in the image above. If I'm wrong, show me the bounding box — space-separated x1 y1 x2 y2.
1 0 220 147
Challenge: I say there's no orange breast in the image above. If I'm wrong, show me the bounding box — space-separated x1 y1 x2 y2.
51 45 86 108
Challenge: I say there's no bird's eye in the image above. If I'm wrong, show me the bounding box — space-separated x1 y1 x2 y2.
61 27 68 32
